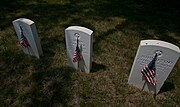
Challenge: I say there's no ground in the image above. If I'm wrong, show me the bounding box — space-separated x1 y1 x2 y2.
0 0 180 106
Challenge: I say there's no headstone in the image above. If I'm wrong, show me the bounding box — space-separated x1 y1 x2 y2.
65 26 93 73
128 40 180 94
12 18 43 58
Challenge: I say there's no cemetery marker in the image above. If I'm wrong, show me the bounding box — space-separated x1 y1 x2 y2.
128 40 180 94
13 18 43 58
65 26 93 73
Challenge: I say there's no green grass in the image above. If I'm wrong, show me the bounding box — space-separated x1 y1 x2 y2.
0 0 180 106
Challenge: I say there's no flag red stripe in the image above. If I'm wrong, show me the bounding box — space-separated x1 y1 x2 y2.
19 37 30 48
141 66 156 86
73 49 82 63
145 66 156 85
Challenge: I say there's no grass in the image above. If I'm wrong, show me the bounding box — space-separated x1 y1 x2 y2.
0 0 180 106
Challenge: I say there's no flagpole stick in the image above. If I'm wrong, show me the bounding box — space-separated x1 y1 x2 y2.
77 61 79 70
27 46 31 59
141 81 147 91
153 93 156 99
153 86 157 99
78 60 81 72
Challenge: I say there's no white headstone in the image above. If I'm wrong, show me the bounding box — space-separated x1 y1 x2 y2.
12 18 43 58
128 40 180 94
65 26 93 73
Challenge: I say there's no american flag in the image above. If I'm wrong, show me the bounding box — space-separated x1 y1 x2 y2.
19 26 30 48
141 54 157 86
73 38 82 63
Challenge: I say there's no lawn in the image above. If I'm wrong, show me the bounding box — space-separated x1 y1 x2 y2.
0 0 180 106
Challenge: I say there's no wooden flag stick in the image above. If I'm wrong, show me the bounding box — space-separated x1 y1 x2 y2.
153 93 156 99
153 86 157 99
77 60 79 70
27 47 30 55
27 47 31 59
77 61 81 72
141 81 147 91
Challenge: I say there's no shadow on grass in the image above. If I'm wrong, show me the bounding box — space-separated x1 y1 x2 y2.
41 35 66 54
1 0 179 47
91 62 106 73
26 67 74 107
158 81 175 94
0 0 81 30
89 0 180 46
1 64 75 106
0 38 73 106
93 28 118 54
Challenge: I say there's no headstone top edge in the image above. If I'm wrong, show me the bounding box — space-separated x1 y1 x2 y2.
140 40 180 53
13 18 34 25
65 26 93 35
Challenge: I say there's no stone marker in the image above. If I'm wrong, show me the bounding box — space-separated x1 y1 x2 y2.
12 18 43 58
128 40 180 94
65 26 93 73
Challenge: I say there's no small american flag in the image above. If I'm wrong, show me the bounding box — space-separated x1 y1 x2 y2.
73 38 82 63
141 54 157 86
19 25 30 48
19 36 30 48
